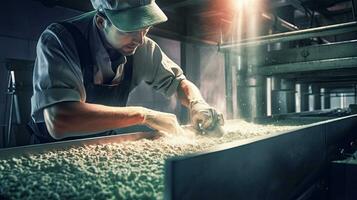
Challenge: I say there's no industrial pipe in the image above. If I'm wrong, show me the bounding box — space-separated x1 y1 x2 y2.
261 13 298 31
219 21 357 50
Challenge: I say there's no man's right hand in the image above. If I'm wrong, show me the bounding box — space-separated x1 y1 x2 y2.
142 109 184 135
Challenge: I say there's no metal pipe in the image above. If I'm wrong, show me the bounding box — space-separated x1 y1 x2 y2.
261 13 298 31
219 21 357 50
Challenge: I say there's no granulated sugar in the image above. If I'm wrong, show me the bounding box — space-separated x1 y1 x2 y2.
0 119 317 200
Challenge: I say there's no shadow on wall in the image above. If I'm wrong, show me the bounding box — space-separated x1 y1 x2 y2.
0 0 82 147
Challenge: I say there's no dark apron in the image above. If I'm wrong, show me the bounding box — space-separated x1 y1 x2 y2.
28 21 134 144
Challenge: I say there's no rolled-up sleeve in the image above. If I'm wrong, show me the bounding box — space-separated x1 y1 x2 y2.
31 24 85 122
133 38 186 97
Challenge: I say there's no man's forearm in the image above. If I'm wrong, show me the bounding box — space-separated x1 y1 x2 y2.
177 79 205 107
44 101 146 139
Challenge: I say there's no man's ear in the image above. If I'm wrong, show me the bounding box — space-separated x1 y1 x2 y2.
95 14 106 30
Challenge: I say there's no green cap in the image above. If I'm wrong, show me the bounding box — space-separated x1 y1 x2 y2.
91 0 168 32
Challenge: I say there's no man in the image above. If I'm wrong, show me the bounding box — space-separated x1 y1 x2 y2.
29 0 220 143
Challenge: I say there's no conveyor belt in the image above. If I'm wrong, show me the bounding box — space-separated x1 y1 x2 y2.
1 117 355 199
164 115 357 200
0 119 312 159
0 131 158 159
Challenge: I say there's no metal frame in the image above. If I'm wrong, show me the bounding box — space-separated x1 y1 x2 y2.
259 57 357 76
164 115 357 200
265 40 357 66
2 117 356 199
4 70 21 147
0 132 158 159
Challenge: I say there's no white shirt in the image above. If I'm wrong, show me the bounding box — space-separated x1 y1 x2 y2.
31 11 186 122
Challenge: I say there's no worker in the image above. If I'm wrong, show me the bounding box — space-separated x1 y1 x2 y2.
28 0 221 144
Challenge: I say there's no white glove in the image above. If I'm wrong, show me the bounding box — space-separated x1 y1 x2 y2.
142 109 184 135
189 100 219 131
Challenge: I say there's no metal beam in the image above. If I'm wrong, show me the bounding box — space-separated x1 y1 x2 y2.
297 79 357 86
269 0 306 13
265 40 357 65
220 21 357 50
261 13 299 31
161 0 208 10
286 0 306 12
317 85 356 91
258 57 357 76
0 131 159 159
274 68 357 80
353 0 357 20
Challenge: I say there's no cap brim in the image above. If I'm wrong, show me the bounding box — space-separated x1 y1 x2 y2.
104 2 168 32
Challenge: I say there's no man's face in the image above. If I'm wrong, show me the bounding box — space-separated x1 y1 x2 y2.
102 21 150 56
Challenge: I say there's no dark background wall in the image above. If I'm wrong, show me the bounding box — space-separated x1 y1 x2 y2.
0 0 82 146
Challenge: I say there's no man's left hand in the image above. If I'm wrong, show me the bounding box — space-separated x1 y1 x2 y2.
189 100 220 132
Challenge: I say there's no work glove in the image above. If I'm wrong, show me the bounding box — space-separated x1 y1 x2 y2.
189 100 221 132
142 109 184 135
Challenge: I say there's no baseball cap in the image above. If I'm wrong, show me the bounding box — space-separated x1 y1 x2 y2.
91 0 168 32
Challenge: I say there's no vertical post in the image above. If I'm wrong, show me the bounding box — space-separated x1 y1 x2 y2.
271 76 281 114
324 88 331 109
282 79 296 113
267 77 272 116
353 0 357 20
179 42 189 124
312 85 321 110
228 0 270 121
271 77 295 114
300 83 309 112
6 71 16 147
236 48 267 121
354 84 357 104
224 52 233 119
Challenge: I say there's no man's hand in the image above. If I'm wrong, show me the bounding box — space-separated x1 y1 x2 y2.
177 80 223 133
189 100 220 131
142 109 184 135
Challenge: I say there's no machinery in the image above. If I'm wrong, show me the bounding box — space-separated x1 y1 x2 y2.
165 115 357 200
1 0 357 199
1 116 357 199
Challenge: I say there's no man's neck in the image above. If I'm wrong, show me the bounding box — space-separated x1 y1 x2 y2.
97 26 123 60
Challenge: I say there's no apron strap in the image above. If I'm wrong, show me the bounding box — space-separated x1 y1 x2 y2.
57 21 92 70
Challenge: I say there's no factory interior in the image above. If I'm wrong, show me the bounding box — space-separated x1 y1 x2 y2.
1 0 357 199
